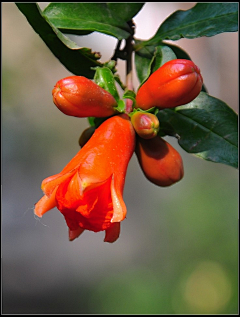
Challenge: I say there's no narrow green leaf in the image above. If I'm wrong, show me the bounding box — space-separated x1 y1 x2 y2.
116 100 126 113
43 3 131 40
146 3 238 44
16 3 102 78
93 66 120 102
107 3 145 21
157 92 238 168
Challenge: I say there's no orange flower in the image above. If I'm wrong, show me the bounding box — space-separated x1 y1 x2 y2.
34 114 136 243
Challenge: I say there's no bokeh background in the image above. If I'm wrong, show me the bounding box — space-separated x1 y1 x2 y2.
2 2 238 314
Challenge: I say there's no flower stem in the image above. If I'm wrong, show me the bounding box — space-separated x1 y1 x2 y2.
111 40 123 62
125 20 135 114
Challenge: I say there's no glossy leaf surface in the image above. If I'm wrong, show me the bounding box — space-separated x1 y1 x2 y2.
107 3 145 21
146 3 238 44
43 3 132 39
157 92 238 168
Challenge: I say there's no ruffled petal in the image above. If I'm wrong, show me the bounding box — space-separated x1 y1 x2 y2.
59 175 114 232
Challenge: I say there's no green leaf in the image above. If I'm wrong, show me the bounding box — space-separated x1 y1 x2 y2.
107 3 145 21
16 3 102 78
145 3 238 44
43 3 132 40
157 92 238 168
134 42 176 86
93 66 120 102
150 45 177 74
134 42 155 85
164 42 192 60
115 100 126 113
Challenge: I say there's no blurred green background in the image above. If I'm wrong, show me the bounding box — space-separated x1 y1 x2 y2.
2 3 238 314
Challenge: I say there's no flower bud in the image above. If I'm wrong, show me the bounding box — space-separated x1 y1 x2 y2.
135 59 203 110
78 126 96 147
131 112 159 139
135 136 184 187
52 76 118 118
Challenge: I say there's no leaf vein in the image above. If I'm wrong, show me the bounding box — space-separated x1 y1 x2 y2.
176 110 237 148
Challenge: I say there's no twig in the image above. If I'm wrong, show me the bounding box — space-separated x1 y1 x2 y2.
125 20 135 114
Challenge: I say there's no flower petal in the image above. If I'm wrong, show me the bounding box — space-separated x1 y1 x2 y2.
104 222 121 243
34 186 58 217
42 171 75 197
58 175 114 232
76 176 114 231
68 227 85 241
56 171 84 211
110 175 127 223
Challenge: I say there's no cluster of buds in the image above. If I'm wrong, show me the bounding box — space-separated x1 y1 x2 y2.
35 59 203 243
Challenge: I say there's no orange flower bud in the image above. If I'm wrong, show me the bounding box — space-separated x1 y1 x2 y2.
52 76 118 117
135 136 184 187
131 112 159 139
34 114 136 243
135 59 203 110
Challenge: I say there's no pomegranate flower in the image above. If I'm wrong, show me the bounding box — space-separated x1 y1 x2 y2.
34 114 136 243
